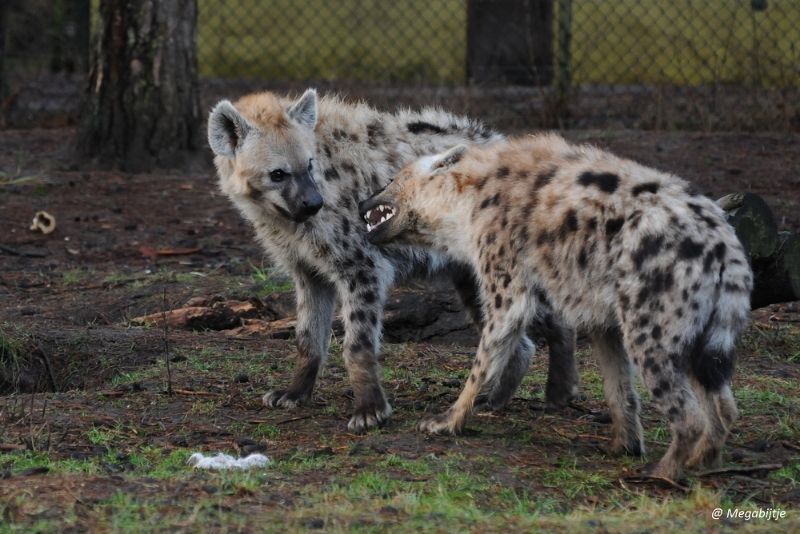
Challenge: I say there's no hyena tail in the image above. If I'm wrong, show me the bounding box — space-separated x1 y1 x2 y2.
686 246 752 468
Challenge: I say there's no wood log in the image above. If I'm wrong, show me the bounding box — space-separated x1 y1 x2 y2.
132 301 259 331
717 193 799 308
717 193 778 259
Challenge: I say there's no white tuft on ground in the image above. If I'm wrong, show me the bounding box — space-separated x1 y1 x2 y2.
187 452 270 470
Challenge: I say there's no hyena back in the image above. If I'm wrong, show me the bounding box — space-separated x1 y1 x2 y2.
361 134 753 478
208 91 580 432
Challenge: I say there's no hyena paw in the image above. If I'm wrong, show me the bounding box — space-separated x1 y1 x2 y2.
544 384 579 411
347 402 393 433
639 459 683 481
607 435 645 457
262 390 309 409
416 412 462 435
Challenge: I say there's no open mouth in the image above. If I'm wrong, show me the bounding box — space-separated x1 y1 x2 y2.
363 204 396 232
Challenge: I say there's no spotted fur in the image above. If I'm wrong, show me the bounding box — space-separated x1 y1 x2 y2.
362 134 753 479
208 91 580 433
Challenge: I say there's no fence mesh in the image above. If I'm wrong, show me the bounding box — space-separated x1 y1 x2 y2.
2 0 800 129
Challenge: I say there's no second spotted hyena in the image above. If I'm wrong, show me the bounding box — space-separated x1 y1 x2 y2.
360 134 753 479
207 90 579 433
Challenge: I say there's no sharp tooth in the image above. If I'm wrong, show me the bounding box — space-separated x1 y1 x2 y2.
366 209 374 221
367 223 372 232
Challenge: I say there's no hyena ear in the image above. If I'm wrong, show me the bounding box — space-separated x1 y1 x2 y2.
208 100 252 158
431 145 468 172
287 89 318 130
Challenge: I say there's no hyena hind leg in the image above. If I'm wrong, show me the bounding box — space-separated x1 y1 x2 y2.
540 313 580 410
637 364 707 480
686 381 738 470
480 335 535 412
590 328 645 456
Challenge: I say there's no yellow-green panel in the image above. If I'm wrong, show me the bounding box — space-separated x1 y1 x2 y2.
86 0 800 86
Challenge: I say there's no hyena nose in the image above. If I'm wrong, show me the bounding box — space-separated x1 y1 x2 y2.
301 191 323 217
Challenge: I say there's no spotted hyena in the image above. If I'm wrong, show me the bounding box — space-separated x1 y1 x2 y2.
360 134 753 478
207 90 580 432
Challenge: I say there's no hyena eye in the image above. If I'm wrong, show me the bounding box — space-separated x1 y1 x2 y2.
270 169 287 183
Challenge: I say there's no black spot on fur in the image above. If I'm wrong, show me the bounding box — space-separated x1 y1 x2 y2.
323 145 332 157
558 210 579 240
678 238 704 260
632 182 660 196
479 197 492 210
354 330 373 352
407 121 447 135
497 167 510 178
713 242 726 261
341 218 351 236
363 290 376 304
633 234 665 270
495 295 503 308
605 218 624 243
324 167 340 181
341 162 356 175
475 176 490 191
635 333 647 345
356 270 371 285
536 229 553 247
688 202 719 228
333 129 347 140
636 286 651 308
366 122 383 146
651 325 662 340
502 274 512 288
578 247 588 269
534 167 557 190
578 171 620 193
587 218 597 231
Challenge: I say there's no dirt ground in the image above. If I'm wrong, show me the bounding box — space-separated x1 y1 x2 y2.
1 124 799 531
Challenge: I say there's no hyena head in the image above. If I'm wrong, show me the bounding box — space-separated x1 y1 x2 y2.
208 89 324 223
359 144 469 248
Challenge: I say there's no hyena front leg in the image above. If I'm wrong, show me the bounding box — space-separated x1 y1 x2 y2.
589 328 644 456
338 279 393 433
263 267 336 409
450 266 578 411
417 299 530 435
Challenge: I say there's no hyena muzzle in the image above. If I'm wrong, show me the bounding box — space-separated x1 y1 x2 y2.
208 90 581 433
360 136 753 479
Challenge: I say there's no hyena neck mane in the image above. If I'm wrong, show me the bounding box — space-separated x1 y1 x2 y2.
313 96 502 175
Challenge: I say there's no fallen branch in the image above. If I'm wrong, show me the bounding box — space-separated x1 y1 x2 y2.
697 464 783 478
779 440 800 452
274 415 314 425
172 389 218 397
625 475 691 493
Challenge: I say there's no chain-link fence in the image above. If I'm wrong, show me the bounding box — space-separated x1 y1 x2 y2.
2 0 800 129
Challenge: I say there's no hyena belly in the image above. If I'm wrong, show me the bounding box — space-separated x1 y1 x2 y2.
208 91 580 433
362 135 753 479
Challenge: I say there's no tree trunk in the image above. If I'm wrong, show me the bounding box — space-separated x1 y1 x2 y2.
0 0 9 102
72 0 201 172
467 0 554 85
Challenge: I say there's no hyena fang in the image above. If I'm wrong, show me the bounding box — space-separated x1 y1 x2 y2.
360 134 753 479
207 90 580 432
